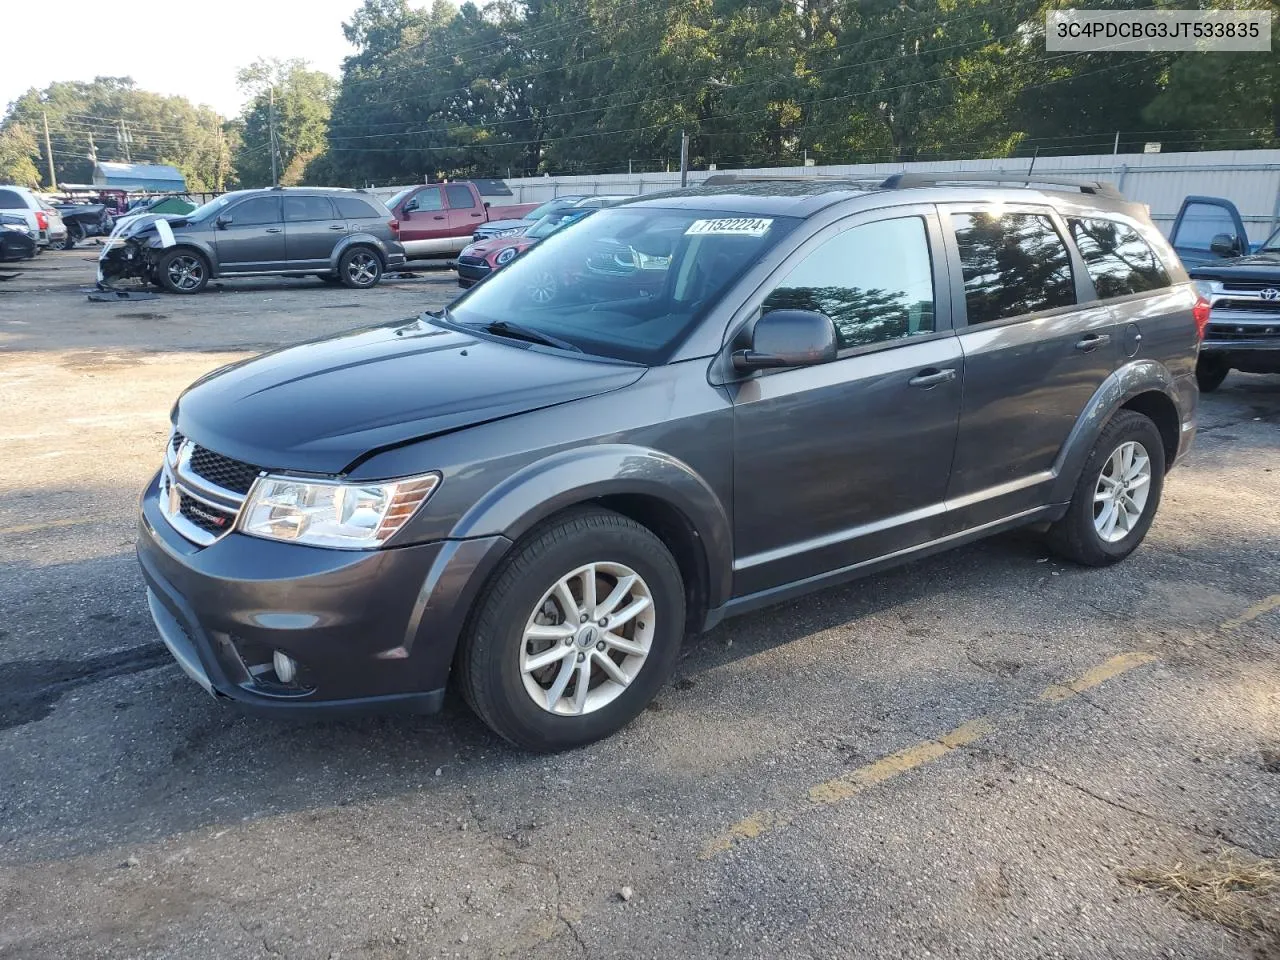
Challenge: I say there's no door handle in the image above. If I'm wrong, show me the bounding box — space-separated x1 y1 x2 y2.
433 215 446 220
1075 333 1112 352
328 224 346 230
908 367 957 388
470 213 483 218
265 227 282 233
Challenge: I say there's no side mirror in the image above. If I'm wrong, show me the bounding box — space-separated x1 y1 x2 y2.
215 215 232 228
403 198 418 214
1210 232 1241 257
732 309 838 372
484 201 491 209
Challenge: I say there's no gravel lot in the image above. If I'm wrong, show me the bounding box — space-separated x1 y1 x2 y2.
2 249 1278 960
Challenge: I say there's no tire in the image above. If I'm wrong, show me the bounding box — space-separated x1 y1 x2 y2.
1046 410 1166 567
66 223 84 248
338 246 382 289
1196 357 1229 394
458 508 685 752
156 248 210 294
51 226 78 251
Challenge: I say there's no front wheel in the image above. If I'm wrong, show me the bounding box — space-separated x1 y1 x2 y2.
338 247 382 289
1196 357 1229 394
156 249 210 294
1046 410 1166 567
458 508 685 751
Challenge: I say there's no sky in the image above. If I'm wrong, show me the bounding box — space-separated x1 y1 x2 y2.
2 0 367 117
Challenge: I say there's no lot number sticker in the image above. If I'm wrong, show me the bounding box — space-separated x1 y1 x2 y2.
685 218 773 238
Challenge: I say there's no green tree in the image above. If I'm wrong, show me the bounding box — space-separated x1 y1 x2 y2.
0 123 42 187
233 59 335 187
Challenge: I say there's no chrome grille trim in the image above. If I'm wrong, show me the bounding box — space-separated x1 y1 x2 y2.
158 433 254 546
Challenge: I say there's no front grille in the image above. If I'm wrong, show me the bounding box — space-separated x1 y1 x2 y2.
188 445 260 495
1213 298 1280 314
178 491 237 535
1221 281 1278 292
171 430 185 453
457 256 489 268
1206 323 1280 341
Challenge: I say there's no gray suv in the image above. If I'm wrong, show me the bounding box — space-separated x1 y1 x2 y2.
137 174 1200 751
98 187 406 293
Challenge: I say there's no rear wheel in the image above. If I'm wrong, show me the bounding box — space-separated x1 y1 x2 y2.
458 508 685 751
1196 357 1229 393
1046 410 1166 567
338 247 382 289
156 249 210 294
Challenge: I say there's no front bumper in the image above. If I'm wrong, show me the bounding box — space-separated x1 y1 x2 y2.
137 471 511 714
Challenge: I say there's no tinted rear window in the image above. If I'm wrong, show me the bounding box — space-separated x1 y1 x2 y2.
0 189 23 209
334 196 383 219
952 212 1076 325
283 195 337 222
445 184 476 209
1068 218 1171 298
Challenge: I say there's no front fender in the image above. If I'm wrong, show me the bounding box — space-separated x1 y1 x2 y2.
449 443 734 610
1048 359 1183 504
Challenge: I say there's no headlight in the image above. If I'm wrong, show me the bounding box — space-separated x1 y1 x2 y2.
495 246 518 265
1194 280 1216 299
240 473 440 548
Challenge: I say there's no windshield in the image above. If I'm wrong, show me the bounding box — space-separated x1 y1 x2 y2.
187 195 234 221
524 197 580 221
447 206 797 363
1262 227 1280 252
385 188 414 211
525 210 589 240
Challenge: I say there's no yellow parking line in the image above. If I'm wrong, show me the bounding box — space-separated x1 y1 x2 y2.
1221 595 1280 631
699 650 1165 860
0 517 106 536
809 718 994 806
1039 651 1158 703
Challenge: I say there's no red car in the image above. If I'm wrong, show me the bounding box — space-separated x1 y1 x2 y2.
453 210 593 290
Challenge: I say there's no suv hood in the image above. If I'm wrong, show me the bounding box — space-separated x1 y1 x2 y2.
175 318 645 475
1189 251 1280 283
113 212 192 239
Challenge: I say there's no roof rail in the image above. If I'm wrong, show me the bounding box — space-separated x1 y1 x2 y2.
879 171 1122 198
701 173 884 188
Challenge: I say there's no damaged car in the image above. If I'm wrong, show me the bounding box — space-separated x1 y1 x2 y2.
98 187 406 294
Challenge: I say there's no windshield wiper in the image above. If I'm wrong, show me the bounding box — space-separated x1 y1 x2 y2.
482 320 582 353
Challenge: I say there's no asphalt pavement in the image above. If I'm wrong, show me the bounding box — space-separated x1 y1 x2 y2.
1 250 1277 960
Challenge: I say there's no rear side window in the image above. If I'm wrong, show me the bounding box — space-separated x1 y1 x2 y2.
763 216 936 350
1068 218 1171 298
445 184 476 209
230 196 282 225
0 189 23 209
952 212 1075 325
283 195 336 222
334 196 382 219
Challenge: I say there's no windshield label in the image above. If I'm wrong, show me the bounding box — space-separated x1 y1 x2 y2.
685 217 773 238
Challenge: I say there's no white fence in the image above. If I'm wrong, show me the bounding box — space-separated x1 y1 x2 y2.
476 149 1279 244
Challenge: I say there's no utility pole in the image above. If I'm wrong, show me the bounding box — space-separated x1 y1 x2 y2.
42 111 57 189
214 114 226 193
269 87 280 186
679 130 690 188
117 119 132 162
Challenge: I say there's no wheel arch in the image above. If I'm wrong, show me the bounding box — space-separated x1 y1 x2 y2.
331 235 387 271
153 241 217 278
447 444 733 623
1049 360 1185 503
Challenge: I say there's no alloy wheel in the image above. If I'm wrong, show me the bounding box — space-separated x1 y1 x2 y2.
1093 440 1151 543
167 255 205 291
347 252 378 285
519 561 655 716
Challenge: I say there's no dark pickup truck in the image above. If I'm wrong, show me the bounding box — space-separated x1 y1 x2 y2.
1169 195 1280 392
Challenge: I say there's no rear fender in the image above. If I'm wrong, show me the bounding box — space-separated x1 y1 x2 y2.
1048 360 1184 504
448 443 734 611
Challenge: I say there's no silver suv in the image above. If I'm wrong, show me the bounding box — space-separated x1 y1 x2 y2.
98 187 406 293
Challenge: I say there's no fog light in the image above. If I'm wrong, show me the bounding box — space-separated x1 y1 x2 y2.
273 650 298 684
